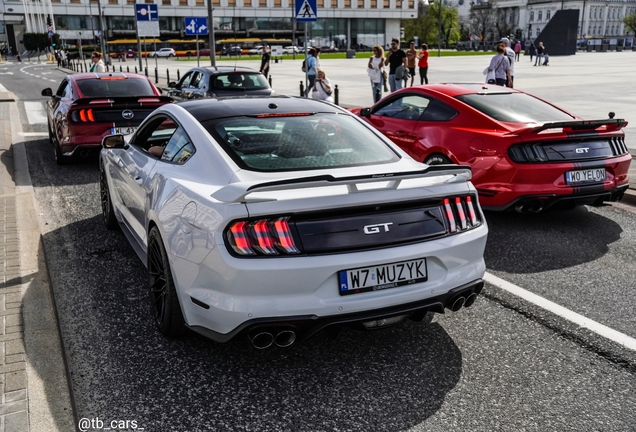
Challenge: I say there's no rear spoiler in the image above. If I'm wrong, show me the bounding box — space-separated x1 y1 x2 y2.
72 96 173 106
519 118 627 135
212 165 472 203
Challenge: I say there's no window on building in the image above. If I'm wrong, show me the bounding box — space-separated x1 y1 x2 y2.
195 0 204 4
127 0 134 5
317 0 324 7
383 0 389 7
546 10 551 20
228 0 236 5
538 11 542 20
344 0 351 7
331 0 337 7
358 0 364 6
274 0 282 6
530 11 534 22
408 0 414 7
178 0 187 4
260 0 267 6
244 0 252 6
396 0 402 7
535 27 540 37
370 0 376 6
108 0 118 4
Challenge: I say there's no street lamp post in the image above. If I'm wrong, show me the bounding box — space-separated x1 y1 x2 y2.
207 0 216 66
438 0 443 56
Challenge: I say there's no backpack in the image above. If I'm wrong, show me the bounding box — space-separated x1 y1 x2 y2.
301 60 307 72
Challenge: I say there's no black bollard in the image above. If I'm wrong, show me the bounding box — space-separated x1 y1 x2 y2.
135 66 138 74
120 66 122 72
155 67 158 84
334 84 339 106
177 69 180 81
127 66 130 73
300 80 304 97
144 67 148 77
268 75 272 87
166 69 170 85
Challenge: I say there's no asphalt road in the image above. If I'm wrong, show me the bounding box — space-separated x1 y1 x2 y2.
3 60 636 432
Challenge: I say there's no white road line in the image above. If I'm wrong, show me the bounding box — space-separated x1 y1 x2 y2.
484 272 636 351
18 132 49 137
0 83 7 92
23 101 48 125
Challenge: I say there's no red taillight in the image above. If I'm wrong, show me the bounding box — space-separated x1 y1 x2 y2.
227 217 300 256
443 195 481 234
75 108 95 123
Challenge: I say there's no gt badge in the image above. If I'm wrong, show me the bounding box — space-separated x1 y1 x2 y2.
363 223 393 235
122 110 134 120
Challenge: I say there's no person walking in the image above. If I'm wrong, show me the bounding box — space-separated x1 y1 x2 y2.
260 44 270 78
528 42 536 63
486 44 511 87
417 43 429 85
90 51 106 72
406 40 417 87
311 69 334 102
534 42 545 66
304 48 318 97
499 37 515 88
367 45 385 103
384 38 407 92
514 41 522 61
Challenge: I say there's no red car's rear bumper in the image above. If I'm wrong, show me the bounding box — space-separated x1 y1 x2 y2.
474 153 632 211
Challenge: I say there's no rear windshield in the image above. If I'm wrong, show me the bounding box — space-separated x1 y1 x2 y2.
76 78 155 98
211 73 270 91
455 93 576 123
203 113 399 172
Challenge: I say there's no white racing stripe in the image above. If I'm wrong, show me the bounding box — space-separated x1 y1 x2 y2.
484 272 636 351
24 101 48 124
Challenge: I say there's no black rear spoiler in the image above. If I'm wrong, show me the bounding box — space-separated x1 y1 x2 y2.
520 118 627 135
72 96 173 106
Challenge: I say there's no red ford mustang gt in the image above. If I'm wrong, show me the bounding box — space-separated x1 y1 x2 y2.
42 73 172 164
351 83 631 212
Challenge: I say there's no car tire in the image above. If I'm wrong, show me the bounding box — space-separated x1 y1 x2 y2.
424 154 453 165
52 128 72 165
47 120 55 144
168 54 174 58
148 227 187 338
100 163 119 230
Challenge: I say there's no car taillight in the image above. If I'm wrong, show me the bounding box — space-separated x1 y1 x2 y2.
71 108 96 123
443 196 481 234
226 217 300 256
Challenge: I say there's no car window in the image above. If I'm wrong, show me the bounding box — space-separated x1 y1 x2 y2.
203 113 399 172
160 127 195 164
373 95 430 121
76 78 155 97
189 72 203 89
178 72 193 89
211 73 269 91
56 80 70 98
131 115 178 153
419 98 458 122
455 93 575 123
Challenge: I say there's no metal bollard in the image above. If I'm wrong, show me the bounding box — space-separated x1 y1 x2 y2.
166 69 170 85
127 66 130 73
268 75 272 87
177 69 180 81
144 67 148 77
300 80 304 97
334 84 339 106
155 67 158 84
119 66 122 72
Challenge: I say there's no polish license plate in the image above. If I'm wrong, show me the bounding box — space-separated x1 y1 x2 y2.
339 258 428 296
565 168 606 185
111 126 137 135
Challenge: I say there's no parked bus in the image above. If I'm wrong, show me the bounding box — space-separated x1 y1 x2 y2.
163 39 205 57
216 38 292 55
107 38 160 58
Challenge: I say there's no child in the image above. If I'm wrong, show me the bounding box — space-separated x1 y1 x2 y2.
542 52 549 66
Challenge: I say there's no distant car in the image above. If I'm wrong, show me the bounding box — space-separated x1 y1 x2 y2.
41 73 172 164
320 46 339 53
351 83 631 212
197 48 211 56
282 46 300 54
248 45 263 55
98 96 488 347
111 50 136 59
222 46 243 56
167 66 274 101
149 48 176 58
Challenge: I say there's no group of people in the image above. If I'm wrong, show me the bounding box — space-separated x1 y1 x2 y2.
528 42 549 66
303 46 334 102
366 38 430 102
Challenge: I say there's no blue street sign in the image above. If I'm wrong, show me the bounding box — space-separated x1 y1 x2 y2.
184 17 208 36
295 0 317 22
136 4 159 22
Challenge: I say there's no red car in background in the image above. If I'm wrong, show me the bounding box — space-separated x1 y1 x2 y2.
351 83 631 212
42 73 173 164
111 49 137 59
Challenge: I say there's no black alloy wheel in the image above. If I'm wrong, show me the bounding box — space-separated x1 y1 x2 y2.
424 154 453 165
100 164 118 230
148 227 187 337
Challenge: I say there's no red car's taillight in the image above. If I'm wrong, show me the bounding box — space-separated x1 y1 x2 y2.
71 108 96 123
226 217 300 256
443 196 481 233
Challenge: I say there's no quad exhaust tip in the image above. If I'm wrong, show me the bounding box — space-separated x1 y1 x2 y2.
451 296 465 312
274 330 296 348
250 332 274 350
249 329 297 349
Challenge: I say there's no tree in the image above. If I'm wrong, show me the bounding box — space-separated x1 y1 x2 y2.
403 0 460 47
623 13 636 35
468 4 497 42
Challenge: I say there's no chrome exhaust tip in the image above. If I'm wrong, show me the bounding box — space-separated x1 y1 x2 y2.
450 296 465 312
274 330 296 348
250 332 274 350
464 293 478 308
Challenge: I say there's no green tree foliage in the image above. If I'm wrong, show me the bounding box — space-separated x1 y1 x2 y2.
469 5 497 42
403 0 460 47
623 13 636 35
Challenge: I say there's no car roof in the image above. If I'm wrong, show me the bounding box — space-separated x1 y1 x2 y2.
195 66 260 74
419 83 523 98
175 96 343 122
69 72 151 82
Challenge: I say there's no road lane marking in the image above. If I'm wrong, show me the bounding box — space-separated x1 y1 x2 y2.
24 101 48 124
484 272 636 351
0 83 7 91
18 132 49 137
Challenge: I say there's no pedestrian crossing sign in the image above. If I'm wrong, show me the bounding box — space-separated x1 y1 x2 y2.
296 0 317 22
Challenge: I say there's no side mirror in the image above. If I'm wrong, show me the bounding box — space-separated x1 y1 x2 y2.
41 88 53 97
102 134 126 149
360 107 371 117
168 82 177 88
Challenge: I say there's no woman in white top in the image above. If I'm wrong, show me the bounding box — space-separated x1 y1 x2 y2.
90 51 106 73
311 69 334 103
367 45 385 103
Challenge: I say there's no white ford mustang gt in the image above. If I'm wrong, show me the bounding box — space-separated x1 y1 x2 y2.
99 96 488 349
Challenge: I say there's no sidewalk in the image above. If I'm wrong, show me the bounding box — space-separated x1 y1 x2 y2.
0 93 74 431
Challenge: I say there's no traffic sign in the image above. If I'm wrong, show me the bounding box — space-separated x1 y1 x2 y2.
184 17 208 36
295 0 317 22
48 30 54 37
136 4 159 22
